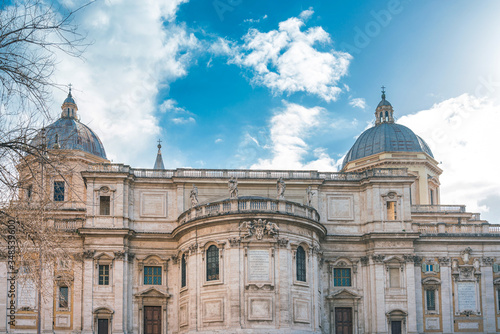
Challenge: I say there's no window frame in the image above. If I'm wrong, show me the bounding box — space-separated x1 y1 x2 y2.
143 266 162 285
203 243 224 286
98 264 110 286
53 180 65 202
334 268 352 287
206 245 220 282
296 246 307 282
58 285 69 309
181 253 187 289
99 195 111 215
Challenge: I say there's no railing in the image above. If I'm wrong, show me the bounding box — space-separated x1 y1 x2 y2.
53 220 83 231
413 223 500 234
87 164 410 181
178 198 320 225
411 205 466 213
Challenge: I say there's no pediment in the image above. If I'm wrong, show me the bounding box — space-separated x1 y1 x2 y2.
327 288 362 300
134 287 171 299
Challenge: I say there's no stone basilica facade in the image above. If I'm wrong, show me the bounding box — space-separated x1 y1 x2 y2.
1 89 500 334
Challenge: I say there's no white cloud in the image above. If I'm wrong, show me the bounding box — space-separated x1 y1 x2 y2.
349 97 366 109
172 117 195 124
52 0 198 165
398 94 500 222
159 99 195 124
215 138 223 143
251 102 337 170
223 9 351 102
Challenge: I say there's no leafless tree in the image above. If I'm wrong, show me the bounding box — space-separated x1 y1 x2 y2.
0 1 93 332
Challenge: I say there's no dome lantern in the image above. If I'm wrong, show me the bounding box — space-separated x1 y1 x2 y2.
61 84 78 120
375 86 394 125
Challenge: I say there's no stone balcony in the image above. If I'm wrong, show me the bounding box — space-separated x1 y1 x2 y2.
178 196 320 225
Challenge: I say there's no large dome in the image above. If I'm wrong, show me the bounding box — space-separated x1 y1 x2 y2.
36 118 107 159
31 89 107 159
342 90 433 169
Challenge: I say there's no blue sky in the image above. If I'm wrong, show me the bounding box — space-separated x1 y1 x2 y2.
51 0 500 222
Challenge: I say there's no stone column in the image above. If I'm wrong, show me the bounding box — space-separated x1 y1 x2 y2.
482 259 496 332
42 266 54 333
413 258 424 333
439 258 453 333
82 252 94 334
227 240 241 328
373 256 387 333
405 260 417 333
113 252 125 334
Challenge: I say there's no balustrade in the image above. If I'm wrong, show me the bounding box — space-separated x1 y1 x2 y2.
178 197 319 225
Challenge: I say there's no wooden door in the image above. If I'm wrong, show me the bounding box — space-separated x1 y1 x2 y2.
144 306 161 334
97 319 108 334
391 320 402 334
335 307 353 334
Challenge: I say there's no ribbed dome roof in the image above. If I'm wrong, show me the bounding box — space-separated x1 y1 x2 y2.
31 89 107 159
33 118 107 159
341 122 433 169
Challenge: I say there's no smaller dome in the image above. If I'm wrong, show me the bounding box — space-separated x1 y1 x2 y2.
64 94 76 105
377 99 392 108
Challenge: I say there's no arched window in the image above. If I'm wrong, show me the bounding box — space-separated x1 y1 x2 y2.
380 112 383 123
385 110 389 121
206 245 219 281
296 246 306 282
181 254 187 288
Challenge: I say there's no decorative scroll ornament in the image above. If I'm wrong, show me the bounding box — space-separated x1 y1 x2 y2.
438 257 451 266
372 254 385 263
239 219 279 240
228 237 241 247
482 257 494 266
114 251 126 260
83 250 95 259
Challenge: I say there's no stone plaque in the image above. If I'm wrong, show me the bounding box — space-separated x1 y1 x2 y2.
327 195 354 221
425 317 440 330
458 322 479 329
18 279 36 309
140 192 168 217
248 249 270 281
457 282 477 312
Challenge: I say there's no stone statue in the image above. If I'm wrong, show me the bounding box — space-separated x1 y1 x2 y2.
190 185 198 207
228 176 238 198
277 177 286 200
306 186 314 206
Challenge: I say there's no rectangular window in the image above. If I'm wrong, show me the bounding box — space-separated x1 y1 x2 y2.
27 185 33 200
387 201 397 220
430 189 434 205
144 266 162 285
59 286 68 308
98 265 109 285
389 268 400 288
426 264 434 272
334 268 352 287
54 181 65 201
426 289 436 311
100 196 110 215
